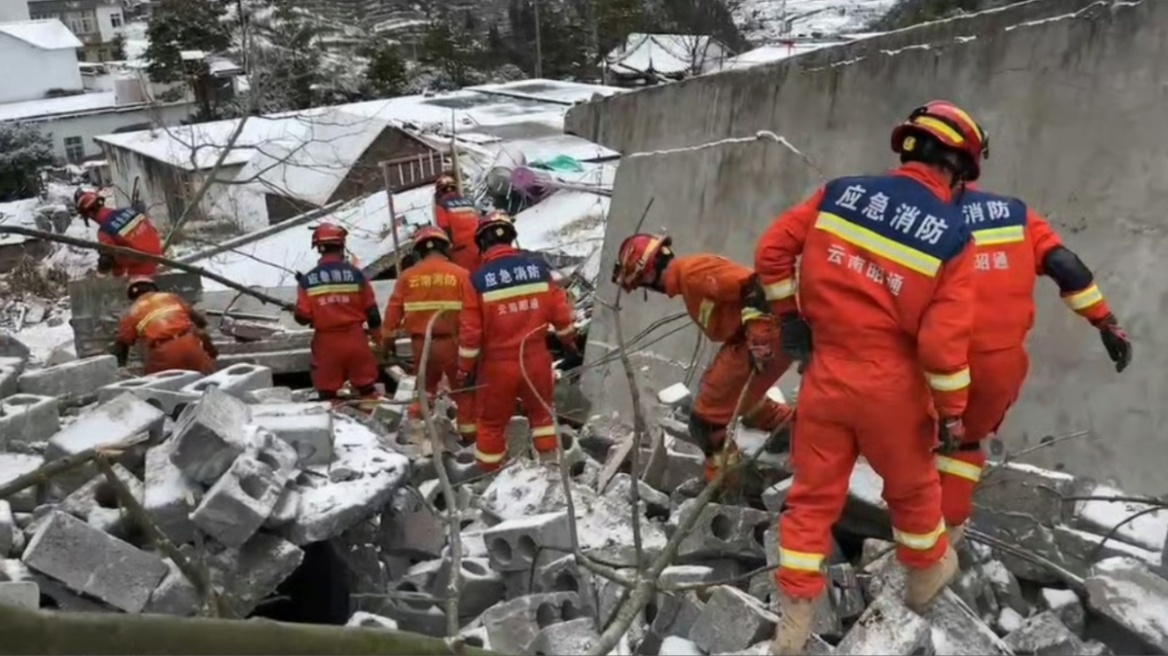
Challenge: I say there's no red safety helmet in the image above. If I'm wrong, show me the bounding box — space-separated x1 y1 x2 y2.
126 275 157 300
75 190 103 217
891 100 988 181
435 174 458 195
475 210 517 249
413 225 451 253
310 222 348 248
612 233 672 292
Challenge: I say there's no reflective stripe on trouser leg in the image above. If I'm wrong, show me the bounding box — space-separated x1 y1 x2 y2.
475 358 518 472
531 425 557 453
937 450 985 527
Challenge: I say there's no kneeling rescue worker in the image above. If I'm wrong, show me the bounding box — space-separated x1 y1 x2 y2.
612 235 793 483
756 101 983 653
294 223 383 410
114 277 217 375
433 174 483 273
75 189 163 277
457 211 577 471
939 119 1133 547
382 226 478 441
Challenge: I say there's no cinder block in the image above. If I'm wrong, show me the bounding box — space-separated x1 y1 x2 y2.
381 508 446 560
283 446 409 545
169 387 251 484
45 393 165 495
638 446 705 493
180 363 274 399
527 617 600 655
98 369 203 404
484 511 573 572
0 453 44 512
0 580 39 609
1085 557 1168 653
535 553 600 617
657 382 691 407
827 563 866 621
476 592 582 654
837 594 933 655
246 387 294 404
250 403 335 466
17 355 118 404
0 356 24 400
0 393 59 449
1004 610 1085 655
690 585 779 654
0 501 19 557
143 557 200 616
346 611 399 630
143 440 200 545
650 589 705 640
208 532 304 618
22 510 168 613
671 499 775 561
434 556 505 621
191 455 283 548
58 463 143 538
263 488 299 529
250 426 300 483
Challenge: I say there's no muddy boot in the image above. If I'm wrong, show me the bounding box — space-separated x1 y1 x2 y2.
770 594 815 655
905 544 958 613
947 522 966 548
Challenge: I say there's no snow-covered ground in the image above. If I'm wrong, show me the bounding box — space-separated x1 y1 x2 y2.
732 0 896 43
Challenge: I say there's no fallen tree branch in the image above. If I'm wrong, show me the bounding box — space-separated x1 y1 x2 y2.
417 310 462 637
93 456 230 619
0 603 497 655
0 226 294 312
966 527 1087 592
981 430 1091 477
0 434 149 501
1085 505 1168 562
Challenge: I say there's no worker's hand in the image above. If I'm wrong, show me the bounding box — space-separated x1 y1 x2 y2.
778 313 812 371
1094 314 1132 373
744 319 775 373
294 271 308 287
937 417 966 453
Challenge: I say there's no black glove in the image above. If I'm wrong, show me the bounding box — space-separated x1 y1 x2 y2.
1095 314 1132 373
294 271 308 287
779 313 812 371
937 417 966 453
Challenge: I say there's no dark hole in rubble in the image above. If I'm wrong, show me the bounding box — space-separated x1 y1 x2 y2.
644 600 658 624
561 431 575 451
491 537 513 564
753 521 770 546
455 451 475 465
255 451 281 471
561 600 580 621
464 635 484 648
144 397 164 412
460 518 475 530
553 571 578 593
516 535 537 561
3 396 37 406
536 601 559 628
257 541 351 625
433 492 448 512
396 580 433 611
989 438 1005 456
462 560 487 576
569 460 586 477
710 513 733 541
238 474 268 500
192 381 218 391
171 403 188 420
909 648 929 656
93 481 121 509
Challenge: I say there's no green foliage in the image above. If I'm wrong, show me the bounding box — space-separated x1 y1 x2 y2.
365 43 409 98
417 18 482 87
502 0 590 78
0 123 52 201
595 0 644 55
144 0 232 83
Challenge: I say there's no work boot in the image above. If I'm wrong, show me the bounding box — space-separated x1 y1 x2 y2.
947 522 966 548
770 594 815 655
904 544 958 613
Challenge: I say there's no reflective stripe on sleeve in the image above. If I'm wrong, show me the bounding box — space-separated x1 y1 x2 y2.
135 306 181 334
971 225 1024 246
892 520 946 551
779 548 825 573
763 278 796 301
532 425 556 438
1063 284 1103 311
458 346 480 359
475 448 505 464
698 299 714 330
403 300 463 312
935 455 982 483
925 367 971 392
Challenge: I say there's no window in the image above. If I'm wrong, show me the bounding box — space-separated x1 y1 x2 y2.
80 14 95 34
110 12 122 27
64 136 85 163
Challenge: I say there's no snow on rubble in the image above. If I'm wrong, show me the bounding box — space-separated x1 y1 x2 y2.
2 326 1168 653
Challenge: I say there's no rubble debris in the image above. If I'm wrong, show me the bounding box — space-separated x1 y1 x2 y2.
346 611 400 630
1003 610 1086 655
690 585 779 653
144 558 200 617
0 501 19 557
98 369 203 416
1074 484 1168 552
0 393 60 450
17 354 117 404
180 363 275 399
58 463 143 538
250 403 335 466
1041 587 1086 635
169 387 251 484
837 594 933 654
1085 557 1168 653
0 356 24 400
670 498 773 561
474 592 582 654
208 533 304 618
45 392 164 495
143 440 200 544
0 579 39 609
528 617 601 654
0 453 44 512
191 454 284 548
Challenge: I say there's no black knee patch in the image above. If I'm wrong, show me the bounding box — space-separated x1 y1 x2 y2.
687 413 726 457
355 384 377 397
317 390 338 401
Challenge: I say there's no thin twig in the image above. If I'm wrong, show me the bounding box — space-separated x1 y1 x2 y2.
162 113 252 252
966 527 1086 592
417 310 462 637
1085 505 1168 562
94 457 230 618
981 430 1091 476
609 292 645 566
0 433 149 500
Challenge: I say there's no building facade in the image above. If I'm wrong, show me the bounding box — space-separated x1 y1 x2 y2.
28 0 126 61
0 20 85 103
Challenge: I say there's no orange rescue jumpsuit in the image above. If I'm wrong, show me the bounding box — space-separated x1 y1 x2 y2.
661 254 793 479
755 163 975 599
94 206 163 277
458 245 576 470
116 292 216 374
938 186 1117 527
383 254 478 440
434 193 482 273
294 253 382 401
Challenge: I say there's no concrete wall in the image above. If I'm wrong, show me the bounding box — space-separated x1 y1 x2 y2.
0 33 83 104
569 0 1168 494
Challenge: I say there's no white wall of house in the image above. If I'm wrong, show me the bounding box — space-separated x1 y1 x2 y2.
0 33 83 103
0 0 31 22
27 102 194 162
94 4 123 43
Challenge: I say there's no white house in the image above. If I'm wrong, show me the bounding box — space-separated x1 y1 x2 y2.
603 33 732 86
0 19 84 104
28 0 126 62
0 0 29 22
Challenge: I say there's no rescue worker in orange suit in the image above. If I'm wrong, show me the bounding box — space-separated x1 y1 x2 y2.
756 101 985 652
938 137 1133 548
75 190 163 277
293 223 384 410
611 235 793 484
433 174 483 273
456 211 577 471
113 277 217 375
382 226 478 442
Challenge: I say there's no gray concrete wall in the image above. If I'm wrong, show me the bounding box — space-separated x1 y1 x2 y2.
572 0 1168 494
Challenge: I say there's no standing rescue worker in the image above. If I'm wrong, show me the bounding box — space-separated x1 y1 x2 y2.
75 190 163 277
382 226 478 442
457 211 577 471
756 101 983 652
433 174 483 273
113 277 217 375
939 143 1133 546
611 235 793 483
294 223 383 410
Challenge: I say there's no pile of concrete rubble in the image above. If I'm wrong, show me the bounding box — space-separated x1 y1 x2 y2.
1 346 1167 656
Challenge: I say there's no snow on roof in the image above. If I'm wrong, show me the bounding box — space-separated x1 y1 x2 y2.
515 188 610 258
0 91 125 122
605 33 726 77
187 185 435 292
0 197 43 246
234 109 388 207
479 134 618 165
0 19 83 50
468 79 626 105
724 40 848 69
